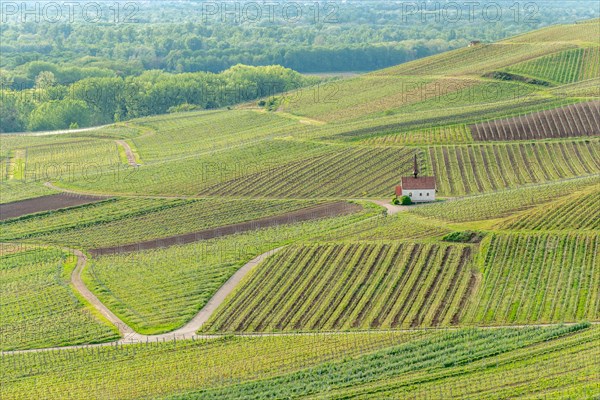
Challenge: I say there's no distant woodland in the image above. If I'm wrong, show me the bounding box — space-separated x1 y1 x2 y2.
1 0 597 132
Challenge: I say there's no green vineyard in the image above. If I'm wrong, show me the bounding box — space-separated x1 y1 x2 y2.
379 43 574 76
410 176 600 222
1 331 423 400
196 139 600 198
361 124 473 146
464 233 600 324
427 140 600 196
0 246 118 350
2 325 594 400
199 146 421 198
500 186 600 231
204 242 475 332
83 209 373 334
1 16 599 400
7 198 321 249
130 110 300 162
504 46 600 84
184 325 595 400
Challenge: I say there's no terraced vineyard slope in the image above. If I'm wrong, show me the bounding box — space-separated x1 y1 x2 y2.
470 100 600 141
203 242 476 332
463 232 599 325
500 185 600 231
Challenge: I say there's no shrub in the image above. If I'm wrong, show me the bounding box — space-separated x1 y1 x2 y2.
443 230 485 243
391 197 400 205
400 195 412 205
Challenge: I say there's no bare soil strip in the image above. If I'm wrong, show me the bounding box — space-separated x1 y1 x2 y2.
0 193 107 221
89 201 362 256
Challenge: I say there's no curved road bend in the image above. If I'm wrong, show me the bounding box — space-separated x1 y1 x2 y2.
71 247 285 344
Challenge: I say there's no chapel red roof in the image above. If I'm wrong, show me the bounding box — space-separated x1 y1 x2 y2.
400 176 437 190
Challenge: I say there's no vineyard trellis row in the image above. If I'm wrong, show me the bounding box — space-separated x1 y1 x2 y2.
463 232 600 324
470 100 600 141
500 186 600 231
82 209 374 334
362 124 473 146
203 242 475 333
504 46 600 84
1 248 118 351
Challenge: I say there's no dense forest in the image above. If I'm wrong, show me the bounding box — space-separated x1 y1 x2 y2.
0 65 315 132
1 0 598 131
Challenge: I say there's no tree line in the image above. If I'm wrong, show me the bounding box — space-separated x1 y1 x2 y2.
3 1 596 81
0 65 316 132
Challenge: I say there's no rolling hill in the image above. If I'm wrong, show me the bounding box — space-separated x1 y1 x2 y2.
1 19 599 400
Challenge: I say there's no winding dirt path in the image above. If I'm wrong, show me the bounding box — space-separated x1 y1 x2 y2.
167 247 284 337
71 247 284 344
116 140 139 166
369 200 409 215
70 249 137 339
4 244 596 354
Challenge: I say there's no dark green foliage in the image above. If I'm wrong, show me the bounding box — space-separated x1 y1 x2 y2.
2 2 593 76
485 71 551 86
443 230 485 243
400 195 412 205
1 65 316 132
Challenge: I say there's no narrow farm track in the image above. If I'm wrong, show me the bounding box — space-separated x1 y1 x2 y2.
70 249 135 339
69 247 285 345
369 200 408 215
4 192 597 355
116 140 139 166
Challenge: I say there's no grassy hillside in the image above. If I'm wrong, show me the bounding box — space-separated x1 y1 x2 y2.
2 19 599 400
129 110 302 162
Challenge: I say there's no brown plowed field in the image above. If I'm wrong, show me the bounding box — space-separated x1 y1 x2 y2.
0 193 107 221
89 201 361 256
470 101 600 141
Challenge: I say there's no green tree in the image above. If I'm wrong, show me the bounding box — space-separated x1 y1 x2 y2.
34 71 57 90
27 99 91 131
